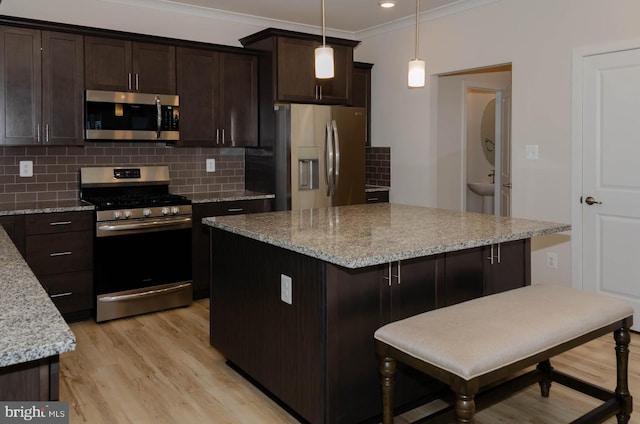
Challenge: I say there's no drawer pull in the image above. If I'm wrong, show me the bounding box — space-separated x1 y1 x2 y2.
227 208 244 213
50 251 72 257
368 197 379 201
49 221 72 226
51 292 73 298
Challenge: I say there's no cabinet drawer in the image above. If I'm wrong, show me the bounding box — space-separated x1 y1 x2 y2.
26 211 93 235
39 270 93 314
26 231 93 276
202 199 273 216
366 191 389 203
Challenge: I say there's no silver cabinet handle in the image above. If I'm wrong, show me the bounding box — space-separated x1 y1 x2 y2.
49 221 72 226
135 73 139 91
36 124 41 143
216 129 220 145
368 197 379 202
128 73 132 90
227 208 244 213
51 292 73 298
50 251 72 257
221 128 225 144
45 124 50 143
488 244 495 264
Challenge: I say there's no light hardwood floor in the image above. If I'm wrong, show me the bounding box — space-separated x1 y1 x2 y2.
60 299 640 423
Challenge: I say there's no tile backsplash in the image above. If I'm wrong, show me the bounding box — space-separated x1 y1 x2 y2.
0 142 244 208
0 143 391 208
366 146 391 187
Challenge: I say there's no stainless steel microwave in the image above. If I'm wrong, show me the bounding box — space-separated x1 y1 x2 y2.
85 90 179 141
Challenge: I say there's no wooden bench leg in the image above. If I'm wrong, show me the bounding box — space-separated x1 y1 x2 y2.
455 391 476 423
615 327 632 424
380 355 396 424
537 359 553 397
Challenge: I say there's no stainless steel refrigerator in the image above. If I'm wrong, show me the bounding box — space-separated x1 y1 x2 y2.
273 103 366 211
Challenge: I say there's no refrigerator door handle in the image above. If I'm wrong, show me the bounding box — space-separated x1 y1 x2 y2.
325 121 334 196
332 120 340 194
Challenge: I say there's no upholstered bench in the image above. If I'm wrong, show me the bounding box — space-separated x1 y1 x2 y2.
374 284 634 423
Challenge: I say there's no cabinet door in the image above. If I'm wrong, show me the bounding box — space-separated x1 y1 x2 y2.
176 47 219 146
443 246 485 306
316 44 352 105
132 41 176 94
41 31 84 145
0 26 41 145
353 62 372 145
276 37 317 102
219 52 258 147
84 36 132 91
484 239 531 294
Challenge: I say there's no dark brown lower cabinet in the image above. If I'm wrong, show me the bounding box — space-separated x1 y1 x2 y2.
192 199 274 299
210 229 530 423
0 215 26 256
0 356 59 401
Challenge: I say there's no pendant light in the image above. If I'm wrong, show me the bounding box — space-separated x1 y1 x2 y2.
408 0 425 88
315 0 334 79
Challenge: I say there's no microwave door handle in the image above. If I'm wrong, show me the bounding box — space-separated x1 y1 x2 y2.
155 96 162 138
332 120 340 194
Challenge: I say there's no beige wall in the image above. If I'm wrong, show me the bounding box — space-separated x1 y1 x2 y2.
5 0 640 286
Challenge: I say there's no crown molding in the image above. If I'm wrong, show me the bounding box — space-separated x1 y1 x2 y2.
98 0 499 41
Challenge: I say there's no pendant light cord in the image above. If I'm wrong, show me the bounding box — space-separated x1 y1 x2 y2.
415 0 420 60
322 0 327 47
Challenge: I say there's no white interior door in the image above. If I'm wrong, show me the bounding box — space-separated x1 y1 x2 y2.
582 48 640 330
500 89 512 217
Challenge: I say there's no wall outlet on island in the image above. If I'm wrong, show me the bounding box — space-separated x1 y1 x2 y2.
206 158 215 173
281 274 292 305
546 252 558 269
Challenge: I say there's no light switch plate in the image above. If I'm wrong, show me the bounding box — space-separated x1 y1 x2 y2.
19 161 33 177
206 158 215 173
525 145 539 160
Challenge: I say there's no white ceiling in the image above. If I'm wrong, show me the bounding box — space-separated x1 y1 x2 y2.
155 0 468 33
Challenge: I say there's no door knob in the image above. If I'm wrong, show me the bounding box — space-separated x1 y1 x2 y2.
584 196 602 205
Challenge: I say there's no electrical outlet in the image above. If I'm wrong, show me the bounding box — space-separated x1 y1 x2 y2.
546 252 558 269
281 274 292 305
206 158 215 173
19 161 33 177
525 144 539 160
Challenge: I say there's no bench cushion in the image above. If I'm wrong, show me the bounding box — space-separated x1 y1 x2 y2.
374 284 633 380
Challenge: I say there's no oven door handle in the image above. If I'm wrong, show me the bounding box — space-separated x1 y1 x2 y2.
98 282 192 302
97 217 192 234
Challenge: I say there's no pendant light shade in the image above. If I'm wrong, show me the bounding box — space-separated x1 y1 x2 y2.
315 45 335 79
315 0 334 79
408 59 426 87
408 0 425 88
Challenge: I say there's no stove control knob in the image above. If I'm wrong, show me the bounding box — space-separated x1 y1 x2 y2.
124 210 132 219
162 207 169 216
171 206 179 215
114 210 122 220
143 208 152 217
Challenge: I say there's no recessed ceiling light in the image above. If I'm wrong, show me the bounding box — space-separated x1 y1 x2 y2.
379 1 396 8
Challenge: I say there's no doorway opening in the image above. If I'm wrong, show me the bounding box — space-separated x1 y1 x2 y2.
435 64 512 216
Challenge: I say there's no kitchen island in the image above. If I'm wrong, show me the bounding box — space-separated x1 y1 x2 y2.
0 225 76 400
203 203 570 423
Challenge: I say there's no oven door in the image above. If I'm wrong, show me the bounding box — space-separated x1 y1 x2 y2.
94 221 192 322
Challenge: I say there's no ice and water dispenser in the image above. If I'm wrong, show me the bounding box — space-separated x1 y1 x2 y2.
298 147 320 190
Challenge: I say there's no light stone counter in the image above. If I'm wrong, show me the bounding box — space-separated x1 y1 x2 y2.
0 226 76 367
203 203 571 269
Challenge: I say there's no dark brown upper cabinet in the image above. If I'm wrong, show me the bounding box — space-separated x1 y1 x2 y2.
240 28 359 105
85 36 176 94
177 47 258 147
352 62 373 146
0 27 84 146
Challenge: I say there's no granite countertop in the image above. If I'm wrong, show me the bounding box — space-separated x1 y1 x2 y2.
0 226 76 368
189 190 274 204
0 199 93 216
203 203 571 269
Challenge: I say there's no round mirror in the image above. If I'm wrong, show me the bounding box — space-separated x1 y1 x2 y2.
480 98 496 165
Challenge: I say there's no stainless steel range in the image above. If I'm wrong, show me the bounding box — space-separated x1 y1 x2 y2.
80 165 192 322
